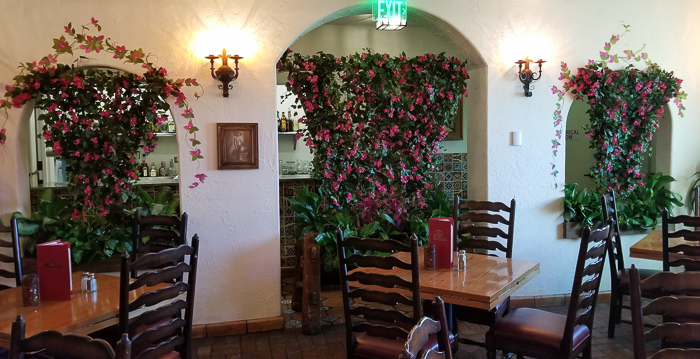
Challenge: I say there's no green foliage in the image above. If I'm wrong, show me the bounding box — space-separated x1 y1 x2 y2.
563 183 602 226
619 173 683 229
288 187 453 272
563 173 683 230
686 172 700 214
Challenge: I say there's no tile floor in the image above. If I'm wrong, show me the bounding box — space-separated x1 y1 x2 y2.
191 278 656 358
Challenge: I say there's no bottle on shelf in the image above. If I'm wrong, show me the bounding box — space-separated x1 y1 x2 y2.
150 162 157 177
280 111 288 132
158 161 167 177
141 160 149 177
168 159 177 177
277 111 281 132
293 111 299 131
167 119 175 133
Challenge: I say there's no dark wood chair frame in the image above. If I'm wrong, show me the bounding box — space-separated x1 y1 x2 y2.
629 265 700 358
132 210 188 277
337 231 423 359
10 314 130 359
0 217 23 290
602 192 661 338
119 234 199 359
485 221 611 359
662 208 700 272
400 296 453 359
452 196 515 347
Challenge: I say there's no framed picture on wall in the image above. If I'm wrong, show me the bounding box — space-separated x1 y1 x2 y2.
217 123 259 169
445 99 464 141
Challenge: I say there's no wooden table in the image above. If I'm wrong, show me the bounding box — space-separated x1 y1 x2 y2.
0 272 161 347
354 248 540 311
629 230 699 261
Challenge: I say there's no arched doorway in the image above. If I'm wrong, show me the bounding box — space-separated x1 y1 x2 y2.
274 8 487 273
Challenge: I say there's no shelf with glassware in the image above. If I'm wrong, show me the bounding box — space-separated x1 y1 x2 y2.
277 85 313 178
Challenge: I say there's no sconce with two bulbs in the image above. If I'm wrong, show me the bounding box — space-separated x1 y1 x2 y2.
515 57 545 97
205 49 243 98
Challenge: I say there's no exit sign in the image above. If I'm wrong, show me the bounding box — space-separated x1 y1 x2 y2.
372 0 407 30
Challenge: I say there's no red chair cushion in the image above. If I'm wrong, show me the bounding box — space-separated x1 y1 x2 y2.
490 308 589 351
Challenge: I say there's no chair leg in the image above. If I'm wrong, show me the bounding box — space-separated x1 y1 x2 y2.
607 291 619 338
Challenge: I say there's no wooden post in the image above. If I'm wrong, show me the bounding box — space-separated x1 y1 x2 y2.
291 239 303 312
301 232 321 335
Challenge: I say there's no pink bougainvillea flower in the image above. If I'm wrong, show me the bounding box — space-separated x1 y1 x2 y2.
188 182 199 189
195 173 207 183
183 120 194 131
91 17 98 24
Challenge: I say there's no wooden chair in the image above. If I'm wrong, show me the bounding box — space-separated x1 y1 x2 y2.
602 192 660 338
485 221 611 359
629 265 700 358
119 234 199 359
337 232 436 359
0 217 23 290
400 297 453 359
132 210 188 277
662 208 700 272
9 315 130 359
452 195 515 346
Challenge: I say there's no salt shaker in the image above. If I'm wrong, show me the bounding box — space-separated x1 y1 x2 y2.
81 272 91 292
457 250 467 271
86 273 97 292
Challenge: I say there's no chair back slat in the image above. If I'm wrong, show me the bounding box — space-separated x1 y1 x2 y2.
348 288 415 307
120 234 199 359
662 209 700 271
0 217 22 287
453 196 516 258
10 315 128 359
129 300 188 330
337 231 422 358
132 210 188 277
563 221 611 347
129 263 192 289
630 265 700 359
342 236 412 253
133 335 184 359
347 271 414 291
346 253 412 270
351 305 415 325
128 284 189 312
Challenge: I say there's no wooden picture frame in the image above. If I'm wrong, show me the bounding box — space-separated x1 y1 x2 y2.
445 99 464 141
217 123 259 169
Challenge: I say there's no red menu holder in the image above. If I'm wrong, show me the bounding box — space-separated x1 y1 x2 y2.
37 240 73 301
428 218 454 269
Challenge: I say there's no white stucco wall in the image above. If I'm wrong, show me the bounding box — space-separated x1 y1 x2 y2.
1 0 699 325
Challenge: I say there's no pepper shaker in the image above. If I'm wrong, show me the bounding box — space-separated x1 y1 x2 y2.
457 250 467 271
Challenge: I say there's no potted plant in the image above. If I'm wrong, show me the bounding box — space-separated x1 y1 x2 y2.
563 183 602 238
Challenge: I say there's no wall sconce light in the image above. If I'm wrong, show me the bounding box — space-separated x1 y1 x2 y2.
205 49 243 98
515 57 545 97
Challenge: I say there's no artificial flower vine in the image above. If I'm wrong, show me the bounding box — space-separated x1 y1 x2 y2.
278 49 468 214
0 19 207 261
550 25 686 195
0 18 206 194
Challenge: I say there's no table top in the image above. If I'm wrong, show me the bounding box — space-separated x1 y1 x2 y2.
0 272 162 347
629 230 699 261
353 248 540 310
